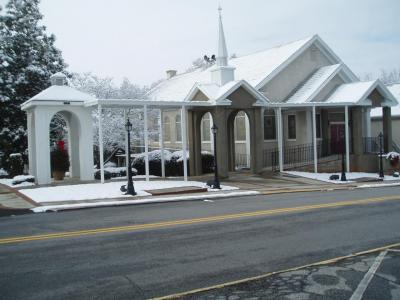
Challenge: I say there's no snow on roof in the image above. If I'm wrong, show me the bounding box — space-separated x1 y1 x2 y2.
286 64 341 104
371 84 400 117
147 35 314 102
324 81 377 104
27 85 96 102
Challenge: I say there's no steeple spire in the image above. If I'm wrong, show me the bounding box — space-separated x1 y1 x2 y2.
210 5 235 86
217 5 228 66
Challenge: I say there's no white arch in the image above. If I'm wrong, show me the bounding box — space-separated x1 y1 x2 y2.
26 105 94 185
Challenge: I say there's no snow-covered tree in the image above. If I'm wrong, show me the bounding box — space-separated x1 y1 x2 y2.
0 0 66 169
70 72 159 153
360 68 400 85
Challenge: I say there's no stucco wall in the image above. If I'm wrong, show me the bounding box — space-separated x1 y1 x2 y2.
259 44 332 102
371 117 400 145
312 74 345 102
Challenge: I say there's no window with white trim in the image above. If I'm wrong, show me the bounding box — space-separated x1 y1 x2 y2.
163 116 171 142
263 111 276 140
175 115 182 142
288 114 296 140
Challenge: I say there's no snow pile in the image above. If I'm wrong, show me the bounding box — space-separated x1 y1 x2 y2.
171 150 189 162
285 171 400 184
385 152 400 160
0 168 8 177
133 149 173 163
0 175 35 187
21 180 238 203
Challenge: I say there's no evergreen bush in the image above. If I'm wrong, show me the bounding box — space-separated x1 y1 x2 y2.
8 153 24 177
51 148 70 172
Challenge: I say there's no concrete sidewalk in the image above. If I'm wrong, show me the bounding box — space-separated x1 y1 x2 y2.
2 171 397 214
0 184 36 215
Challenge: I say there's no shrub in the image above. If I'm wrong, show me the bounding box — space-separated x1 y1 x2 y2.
8 153 24 178
94 170 112 180
201 152 214 174
51 148 70 172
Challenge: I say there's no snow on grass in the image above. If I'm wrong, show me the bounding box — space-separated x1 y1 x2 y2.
31 191 260 213
0 168 8 176
21 180 238 203
0 175 35 187
285 171 400 184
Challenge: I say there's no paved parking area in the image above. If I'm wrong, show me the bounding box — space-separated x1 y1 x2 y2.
180 247 400 300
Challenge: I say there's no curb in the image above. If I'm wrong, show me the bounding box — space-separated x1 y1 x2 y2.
31 191 261 213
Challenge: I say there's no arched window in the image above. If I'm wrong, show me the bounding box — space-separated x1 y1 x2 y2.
175 114 182 142
234 111 246 141
201 113 211 142
163 116 171 142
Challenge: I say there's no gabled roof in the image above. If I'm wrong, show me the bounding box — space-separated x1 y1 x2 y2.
26 85 96 103
147 35 316 102
185 80 269 106
324 80 398 106
371 84 400 117
286 64 342 104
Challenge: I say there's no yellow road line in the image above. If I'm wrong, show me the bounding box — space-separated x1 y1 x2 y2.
152 241 400 300
0 195 399 245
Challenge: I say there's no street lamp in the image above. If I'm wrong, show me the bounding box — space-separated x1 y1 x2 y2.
210 124 221 189
379 132 384 178
124 118 136 195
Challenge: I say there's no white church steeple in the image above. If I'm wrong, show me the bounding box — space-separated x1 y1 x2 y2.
211 6 235 86
217 6 228 66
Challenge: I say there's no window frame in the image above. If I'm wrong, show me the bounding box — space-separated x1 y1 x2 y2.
287 114 296 141
175 114 182 142
163 116 171 142
263 112 276 141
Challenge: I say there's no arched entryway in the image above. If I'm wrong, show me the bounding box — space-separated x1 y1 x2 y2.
26 105 94 185
200 112 215 174
227 110 251 172
49 110 82 179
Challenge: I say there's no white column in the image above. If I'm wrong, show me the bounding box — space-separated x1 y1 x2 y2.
27 111 35 176
312 106 318 173
277 107 284 172
159 109 165 178
98 105 105 183
245 113 251 168
144 105 150 181
181 106 188 181
33 109 51 184
345 105 350 172
124 110 129 176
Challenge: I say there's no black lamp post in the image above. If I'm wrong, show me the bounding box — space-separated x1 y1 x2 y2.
125 118 136 195
340 134 347 182
211 124 221 189
379 132 384 178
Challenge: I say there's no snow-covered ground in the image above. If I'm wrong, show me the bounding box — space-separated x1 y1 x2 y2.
0 175 35 187
32 191 259 213
286 171 400 184
20 180 238 203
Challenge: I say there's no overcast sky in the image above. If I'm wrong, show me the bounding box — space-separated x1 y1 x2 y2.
2 0 400 86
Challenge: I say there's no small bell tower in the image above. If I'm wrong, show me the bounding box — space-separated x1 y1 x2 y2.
210 6 235 86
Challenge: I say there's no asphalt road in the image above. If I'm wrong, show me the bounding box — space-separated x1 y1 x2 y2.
1 186 400 299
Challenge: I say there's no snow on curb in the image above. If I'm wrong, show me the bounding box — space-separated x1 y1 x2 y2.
356 182 400 189
31 191 260 213
284 171 400 184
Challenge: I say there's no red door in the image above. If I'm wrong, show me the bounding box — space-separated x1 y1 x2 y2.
330 124 345 154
